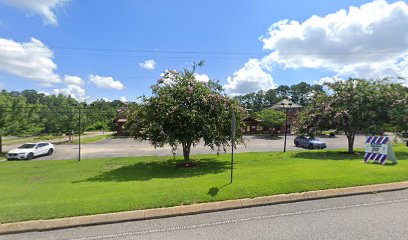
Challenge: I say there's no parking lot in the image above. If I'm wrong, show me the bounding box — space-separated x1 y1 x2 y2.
2 134 372 161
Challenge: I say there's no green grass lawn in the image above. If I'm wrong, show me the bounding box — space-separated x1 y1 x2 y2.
62 134 114 144
0 144 407 223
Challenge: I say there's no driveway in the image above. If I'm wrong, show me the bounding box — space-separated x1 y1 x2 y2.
3 134 372 160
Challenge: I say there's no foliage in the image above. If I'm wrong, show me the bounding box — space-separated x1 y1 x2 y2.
234 82 323 112
0 144 407 223
298 79 406 153
0 89 126 151
388 85 408 135
254 109 286 131
126 62 246 162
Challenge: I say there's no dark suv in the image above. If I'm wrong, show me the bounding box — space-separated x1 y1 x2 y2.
294 136 327 149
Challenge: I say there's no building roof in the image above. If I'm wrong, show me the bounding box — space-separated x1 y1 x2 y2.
269 99 302 110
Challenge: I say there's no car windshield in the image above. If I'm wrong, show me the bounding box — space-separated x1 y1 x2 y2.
18 144 36 149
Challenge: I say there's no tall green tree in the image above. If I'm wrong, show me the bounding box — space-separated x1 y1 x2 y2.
0 91 43 152
255 109 286 133
126 62 246 163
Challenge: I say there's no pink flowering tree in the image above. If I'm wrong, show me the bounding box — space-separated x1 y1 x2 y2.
298 79 405 153
126 62 245 163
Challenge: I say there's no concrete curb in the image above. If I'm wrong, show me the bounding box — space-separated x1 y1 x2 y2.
1 181 407 235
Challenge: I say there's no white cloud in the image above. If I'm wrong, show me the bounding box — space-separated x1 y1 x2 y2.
0 37 60 86
139 59 156 70
119 96 128 103
317 76 344 85
0 0 68 25
194 73 209 83
63 75 84 86
101 97 111 102
89 74 124 90
53 84 86 101
224 59 276 95
260 0 408 80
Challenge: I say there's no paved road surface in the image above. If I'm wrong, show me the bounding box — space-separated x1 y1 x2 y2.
3 189 408 240
3 134 373 160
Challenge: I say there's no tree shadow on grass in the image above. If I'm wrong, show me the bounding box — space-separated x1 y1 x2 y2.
207 183 231 197
74 158 229 183
290 150 408 162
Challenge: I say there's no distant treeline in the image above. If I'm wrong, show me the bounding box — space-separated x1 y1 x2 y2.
233 82 324 112
0 89 126 138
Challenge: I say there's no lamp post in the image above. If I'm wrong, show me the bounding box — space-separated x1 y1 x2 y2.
230 111 236 184
280 102 292 153
73 103 85 161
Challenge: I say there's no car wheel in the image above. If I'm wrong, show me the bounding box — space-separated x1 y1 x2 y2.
26 153 34 160
47 148 54 155
295 142 299 147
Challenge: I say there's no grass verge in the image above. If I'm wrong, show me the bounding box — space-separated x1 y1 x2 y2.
62 134 114 144
0 144 407 223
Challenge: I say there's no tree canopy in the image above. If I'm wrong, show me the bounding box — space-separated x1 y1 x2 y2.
0 89 126 152
255 109 286 132
234 82 323 112
298 79 406 153
126 62 246 162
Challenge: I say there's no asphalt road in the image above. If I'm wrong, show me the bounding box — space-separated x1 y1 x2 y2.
3 189 408 240
3 134 371 160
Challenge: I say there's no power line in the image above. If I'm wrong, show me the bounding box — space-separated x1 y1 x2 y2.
0 47 406 56
0 44 262 55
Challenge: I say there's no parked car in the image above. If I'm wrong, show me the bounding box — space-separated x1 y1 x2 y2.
294 136 327 149
6 142 55 160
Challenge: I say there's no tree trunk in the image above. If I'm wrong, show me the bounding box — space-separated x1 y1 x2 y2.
346 133 355 154
182 142 191 162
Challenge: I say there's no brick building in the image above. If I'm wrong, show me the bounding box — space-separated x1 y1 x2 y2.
269 99 302 134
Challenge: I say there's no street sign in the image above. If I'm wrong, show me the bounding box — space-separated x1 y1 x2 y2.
364 136 397 165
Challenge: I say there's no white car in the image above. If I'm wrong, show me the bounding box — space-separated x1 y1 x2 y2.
6 142 55 160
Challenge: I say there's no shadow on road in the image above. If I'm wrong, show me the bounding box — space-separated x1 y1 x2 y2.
249 135 283 140
74 158 230 183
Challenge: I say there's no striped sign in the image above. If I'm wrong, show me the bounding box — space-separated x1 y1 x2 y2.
364 136 396 165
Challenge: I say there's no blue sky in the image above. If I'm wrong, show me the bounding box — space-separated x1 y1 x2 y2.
0 0 407 102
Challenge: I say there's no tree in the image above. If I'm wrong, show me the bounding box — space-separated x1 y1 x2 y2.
298 79 405 153
389 84 408 135
255 109 286 133
0 91 43 153
290 82 324 106
126 62 246 163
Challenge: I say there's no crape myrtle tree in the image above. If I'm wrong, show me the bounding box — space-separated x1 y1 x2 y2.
388 84 408 135
299 79 405 154
126 62 246 163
